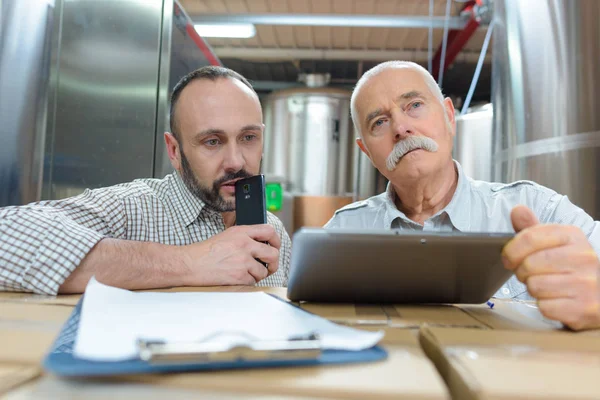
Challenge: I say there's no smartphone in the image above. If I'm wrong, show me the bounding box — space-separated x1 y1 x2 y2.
235 175 268 269
235 175 267 226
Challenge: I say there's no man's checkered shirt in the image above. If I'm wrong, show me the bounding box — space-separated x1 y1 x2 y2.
0 172 291 295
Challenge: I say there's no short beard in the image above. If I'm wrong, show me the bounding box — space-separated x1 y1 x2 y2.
180 150 251 212
385 136 439 171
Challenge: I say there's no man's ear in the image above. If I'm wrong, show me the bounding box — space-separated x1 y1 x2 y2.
356 137 371 158
443 97 457 137
357 137 378 168
164 132 181 171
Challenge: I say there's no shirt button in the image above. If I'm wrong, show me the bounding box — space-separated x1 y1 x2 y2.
502 288 510 295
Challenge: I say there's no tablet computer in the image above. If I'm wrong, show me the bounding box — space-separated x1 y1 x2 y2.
287 228 515 304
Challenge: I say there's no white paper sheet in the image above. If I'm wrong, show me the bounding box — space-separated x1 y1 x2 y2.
73 278 384 361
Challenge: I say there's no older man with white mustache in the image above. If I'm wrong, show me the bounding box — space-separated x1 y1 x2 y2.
325 60 600 331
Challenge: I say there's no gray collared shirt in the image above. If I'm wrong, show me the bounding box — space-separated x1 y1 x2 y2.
325 161 600 300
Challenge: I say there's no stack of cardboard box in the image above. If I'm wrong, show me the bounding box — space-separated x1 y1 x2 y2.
302 300 600 400
0 302 74 394
1 290 600 399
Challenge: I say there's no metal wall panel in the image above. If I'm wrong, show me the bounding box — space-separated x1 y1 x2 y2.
492 0 600 218
153 1 221 179
0 0 56 206
0 0 220 203
47 0 163 199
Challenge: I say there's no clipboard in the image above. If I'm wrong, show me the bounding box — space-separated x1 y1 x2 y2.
43 297 387 377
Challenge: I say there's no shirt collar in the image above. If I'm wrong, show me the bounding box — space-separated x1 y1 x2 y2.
382 160 472 231
169 171 214 227
442 160 471 232
383 183 421 229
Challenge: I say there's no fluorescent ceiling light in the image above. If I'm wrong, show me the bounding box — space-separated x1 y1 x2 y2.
194 23 256 38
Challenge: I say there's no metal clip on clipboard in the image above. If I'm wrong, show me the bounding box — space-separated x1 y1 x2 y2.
137 331 322 365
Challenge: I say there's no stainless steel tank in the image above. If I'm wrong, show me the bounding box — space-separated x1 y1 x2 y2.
262 87 356 231
263 87 355 196
492 0 600 218
354 147 387 201
454 103 493 182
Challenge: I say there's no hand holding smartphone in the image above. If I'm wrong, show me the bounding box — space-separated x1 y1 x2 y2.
235 175 269 268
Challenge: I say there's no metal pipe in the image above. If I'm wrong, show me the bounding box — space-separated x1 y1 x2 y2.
212 47 492 63
428 0 434 74
437 0 453 87
191 13 467 29
461 21 494 115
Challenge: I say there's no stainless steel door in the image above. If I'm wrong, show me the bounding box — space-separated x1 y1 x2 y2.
46 0 164 199
0 0 221 204
0 0 56 206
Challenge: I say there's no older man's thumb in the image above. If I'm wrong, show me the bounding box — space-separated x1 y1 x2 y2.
511 205 540 233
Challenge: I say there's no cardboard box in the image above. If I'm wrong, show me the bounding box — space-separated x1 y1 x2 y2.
5 288 593 399
0 328 63 365
0 286 287 308
120 328 449 400
385 305 487 329
420 326 600 400
0 304 71 365
147 286 290 300
456 299 563 331
301 300 559 332
0 303 74 324
1 288 560 332
300 303 388 326
0 292 80 307
293 196 353 232
0 364 40 396
0 303 72 396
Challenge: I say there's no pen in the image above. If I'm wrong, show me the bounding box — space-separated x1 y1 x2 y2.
486 301 495 309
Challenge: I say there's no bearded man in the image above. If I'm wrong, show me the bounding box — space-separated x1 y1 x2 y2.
0 66 290 295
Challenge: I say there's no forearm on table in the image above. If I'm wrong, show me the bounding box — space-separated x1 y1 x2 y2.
58 238 188 293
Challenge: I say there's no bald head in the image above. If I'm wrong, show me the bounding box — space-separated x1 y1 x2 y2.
351 61 444 136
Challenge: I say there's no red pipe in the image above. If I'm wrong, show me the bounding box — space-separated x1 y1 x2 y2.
174 1 221 66
431 1 479 79
185 23 221 66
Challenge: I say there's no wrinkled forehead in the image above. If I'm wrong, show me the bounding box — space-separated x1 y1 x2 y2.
355 68 432 116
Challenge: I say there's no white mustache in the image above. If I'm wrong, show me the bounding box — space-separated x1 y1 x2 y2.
386 136 439 171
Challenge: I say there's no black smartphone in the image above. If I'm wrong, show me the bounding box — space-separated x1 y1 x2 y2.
235 175 267 226
235 175 268 269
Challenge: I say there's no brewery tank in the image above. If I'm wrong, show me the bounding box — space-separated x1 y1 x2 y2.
454 103 493 182
492 0 600 218
262 84 356 231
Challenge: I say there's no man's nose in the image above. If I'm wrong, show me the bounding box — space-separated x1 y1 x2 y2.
223 143 244 173
391 111 413 142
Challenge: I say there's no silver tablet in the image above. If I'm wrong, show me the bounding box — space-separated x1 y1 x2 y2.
287 228 515 304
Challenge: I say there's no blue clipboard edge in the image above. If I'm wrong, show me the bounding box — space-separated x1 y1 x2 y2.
43 293 387 377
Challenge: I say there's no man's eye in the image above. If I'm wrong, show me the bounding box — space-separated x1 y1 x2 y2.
205 139 220 146
373 119 386 128
411 101 423 109
243 134 256 142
